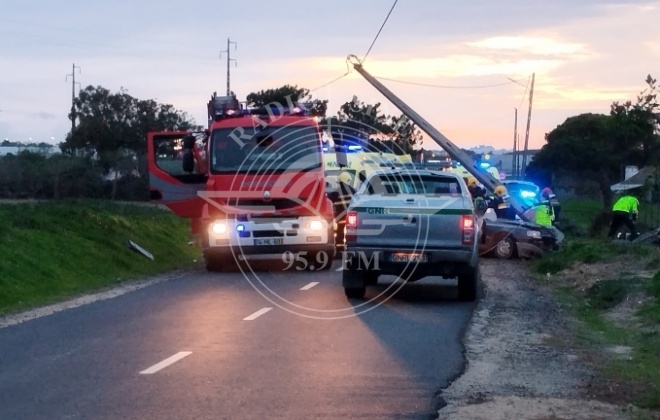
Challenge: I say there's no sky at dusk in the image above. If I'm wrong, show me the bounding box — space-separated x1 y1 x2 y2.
1 0 659 151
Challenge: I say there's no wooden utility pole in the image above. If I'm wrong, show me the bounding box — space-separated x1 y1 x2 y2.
521 73 535 177
512 107 518 178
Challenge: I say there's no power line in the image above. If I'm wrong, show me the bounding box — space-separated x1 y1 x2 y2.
362 0 399 62
374 76 530 89
310 74 348 93
516 75 531 108
309 58 353 93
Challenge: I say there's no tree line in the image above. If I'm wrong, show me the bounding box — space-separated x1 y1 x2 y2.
527 75 660 208
2 76 657 207
0 84 422 200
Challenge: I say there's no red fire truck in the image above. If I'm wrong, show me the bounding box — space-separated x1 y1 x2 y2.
146 93 336 271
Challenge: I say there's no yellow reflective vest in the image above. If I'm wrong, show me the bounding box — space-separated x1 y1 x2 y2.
612 196 639 214
532 203 554 227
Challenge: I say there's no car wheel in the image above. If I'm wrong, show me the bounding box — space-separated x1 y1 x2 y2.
458 265 479 302
344 286 366 299
494 236 516 259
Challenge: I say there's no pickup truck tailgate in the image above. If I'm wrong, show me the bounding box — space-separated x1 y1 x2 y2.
350 195 472 249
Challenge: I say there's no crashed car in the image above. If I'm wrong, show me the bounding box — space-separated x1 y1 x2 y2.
477 209 563 259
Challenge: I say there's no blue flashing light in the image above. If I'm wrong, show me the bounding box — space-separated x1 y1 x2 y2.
236 224 246 232
347 145 363 151
520 190 537 199
322 146 329 152
479 162 491 168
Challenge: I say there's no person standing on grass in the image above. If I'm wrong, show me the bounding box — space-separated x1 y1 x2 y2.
607 193 640 240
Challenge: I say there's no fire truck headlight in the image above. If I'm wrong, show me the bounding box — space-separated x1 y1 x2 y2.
308 220 324 231
211 222 228 235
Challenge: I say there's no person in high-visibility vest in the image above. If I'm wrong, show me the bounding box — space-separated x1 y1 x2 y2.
607 193 640 239
530 196 554 227
541 187 561 221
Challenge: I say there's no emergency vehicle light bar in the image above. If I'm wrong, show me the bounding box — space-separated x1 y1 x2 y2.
247 104 308 116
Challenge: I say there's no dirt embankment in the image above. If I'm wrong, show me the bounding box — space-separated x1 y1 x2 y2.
437 259 657 420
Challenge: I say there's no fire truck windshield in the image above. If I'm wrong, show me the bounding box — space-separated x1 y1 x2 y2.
211 125 322 174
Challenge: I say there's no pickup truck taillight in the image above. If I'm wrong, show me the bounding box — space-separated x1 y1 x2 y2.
462 215 475 245
346 211 358 229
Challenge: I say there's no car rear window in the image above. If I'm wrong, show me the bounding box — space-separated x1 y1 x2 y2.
365 174 463 195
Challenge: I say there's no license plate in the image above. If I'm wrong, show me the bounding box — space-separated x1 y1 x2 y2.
390 253 428 262
254 238 283 246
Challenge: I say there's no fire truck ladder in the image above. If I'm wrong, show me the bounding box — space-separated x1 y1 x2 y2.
348 55 530 222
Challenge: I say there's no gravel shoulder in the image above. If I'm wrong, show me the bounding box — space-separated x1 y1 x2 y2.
437 259 657 420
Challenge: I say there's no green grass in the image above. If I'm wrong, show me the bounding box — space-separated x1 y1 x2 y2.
561 199 603 232
0 200 201 314
534 199 660 409
553 275 660 409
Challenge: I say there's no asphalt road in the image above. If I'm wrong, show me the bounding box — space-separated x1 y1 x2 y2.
0 260 478 420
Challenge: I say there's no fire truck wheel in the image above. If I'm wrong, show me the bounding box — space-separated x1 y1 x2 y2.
306 251 333 271
205 257 224 272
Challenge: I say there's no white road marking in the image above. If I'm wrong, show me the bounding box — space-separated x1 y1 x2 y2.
300 282 319 291
243 307 273 321
139 351 192 375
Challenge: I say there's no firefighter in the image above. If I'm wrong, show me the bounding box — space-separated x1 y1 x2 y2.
337 171 356 205
541 187 561 221
466 176 487 200
607 193 640 240
489 185 517 220
331 171 357 249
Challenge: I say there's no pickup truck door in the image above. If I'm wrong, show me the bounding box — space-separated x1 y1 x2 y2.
147 131 207 218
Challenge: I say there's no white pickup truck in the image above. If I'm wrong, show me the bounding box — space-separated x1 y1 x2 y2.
341 169 480 301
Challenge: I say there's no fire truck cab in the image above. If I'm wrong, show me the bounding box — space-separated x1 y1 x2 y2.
147 93 336 271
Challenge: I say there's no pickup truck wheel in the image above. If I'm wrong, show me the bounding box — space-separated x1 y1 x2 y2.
344 286 366 299
458 265 479 302
342 269 366 298
494 236 516 259
364 272 379 286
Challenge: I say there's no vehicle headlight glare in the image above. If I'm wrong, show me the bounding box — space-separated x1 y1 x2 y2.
212 222 228 234
309 220 324 231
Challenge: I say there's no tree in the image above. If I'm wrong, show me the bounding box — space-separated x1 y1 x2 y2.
529 75 660 208
527 113 619 207
246 84 328 117
390 114 423 154
609 74 660 167
62 85 199 168
323 96 395 151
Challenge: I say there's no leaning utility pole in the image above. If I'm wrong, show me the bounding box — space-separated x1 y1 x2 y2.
219 38 237 95
521 72 535 177
512 107 518 178
65 63 81 133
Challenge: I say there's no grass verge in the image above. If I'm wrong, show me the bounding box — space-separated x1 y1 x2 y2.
532 238 660 410
0 200 200 315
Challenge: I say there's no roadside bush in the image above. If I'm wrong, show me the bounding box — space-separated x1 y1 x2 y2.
585 279 629 310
